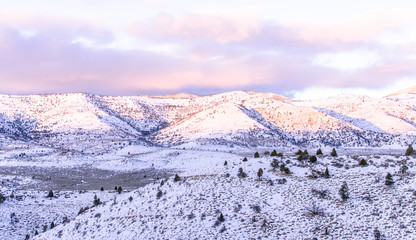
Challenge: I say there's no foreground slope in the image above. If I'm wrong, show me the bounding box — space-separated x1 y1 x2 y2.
34 151 416 240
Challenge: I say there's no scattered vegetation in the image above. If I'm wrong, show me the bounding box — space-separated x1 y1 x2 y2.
271 159 279 170
93 195 102 206
237 168 247 178
316 148 323 155
339 182 349 201
47 190 54 198
257 168 263 178
405 144 414 156
331 148 338 157
359 159 368 166
385 173 394 186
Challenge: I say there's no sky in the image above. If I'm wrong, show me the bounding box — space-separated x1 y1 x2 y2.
0 0 415 99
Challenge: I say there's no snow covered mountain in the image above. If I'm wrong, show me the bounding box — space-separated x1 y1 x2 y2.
0 87 415 151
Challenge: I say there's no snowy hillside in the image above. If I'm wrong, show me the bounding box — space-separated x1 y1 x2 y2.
0 88 415 150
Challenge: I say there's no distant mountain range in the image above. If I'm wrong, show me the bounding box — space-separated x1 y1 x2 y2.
0 86 415 151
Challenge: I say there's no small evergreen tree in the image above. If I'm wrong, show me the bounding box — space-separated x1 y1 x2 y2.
270 150 278 156
34 230 38 236
339 182 349 201
257 168 263 178
47 190 53 198
156 190 163 199
50 221 55 229
254 152 260 158
316 148 323 155
115 186 118 191
25 234 29 240
174 174 181 182
242 157 248 162
218 213 225 222
0 193 5 204
117 186 122 194
385 173 394 186
129 196 133 202
330 148 338 157
277 152 283 157
359 159 368 166
271 159 279 170
303 150 309 156
295 149 303 155
93 195 102 206
224 161 228 166
43 225 47 232
405 144 414 156
324 167 330 178
374 229 381 240
100 187 104 191
309 155 317 163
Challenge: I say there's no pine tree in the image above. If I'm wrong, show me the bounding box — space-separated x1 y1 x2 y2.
324 167 330 178
303 150 309 156
242 157 248 162
117 186 122 194
330 148 338 157
385 173 394 186
359 159 368 166
93 195 102 206
271 159 279 170
405 144 414 156
257 168 263 178
224 161 228 166
0 193 5 203
100 187 104 191
47 190 53 198
309 155 317 163
339 182 349 201
295 149 303 155
254 152 260 158
174 174 181 182
50 221 55 229
218 213 225 222
115 186 118 191
316 148 323 155
270 150 278 156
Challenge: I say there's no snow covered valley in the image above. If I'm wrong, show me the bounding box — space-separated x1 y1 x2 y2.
1 145 416 240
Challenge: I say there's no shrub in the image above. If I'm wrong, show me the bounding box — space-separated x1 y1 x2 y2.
385 173 394 186
93 195 102 206
117 186 122 194
306 201 324 216
324 167 330 178
254 152 260 158
237 168 247 178
174 174 181 182
242 157 248 162
270 150 278 156
339 182 349 201
405 144 414 156
47 190 53 198
277 152 283 157
100 187 104 191
359 159 368 166
309 155 317 163
0 193 5 204
400 165 409 174
114 186 117 191
129 196 133 202
330 148 338 157
264 151 270 156
257 168 263 178
316 148 323 155
280 164 291 174
271 159 279 170
156 190 163 199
